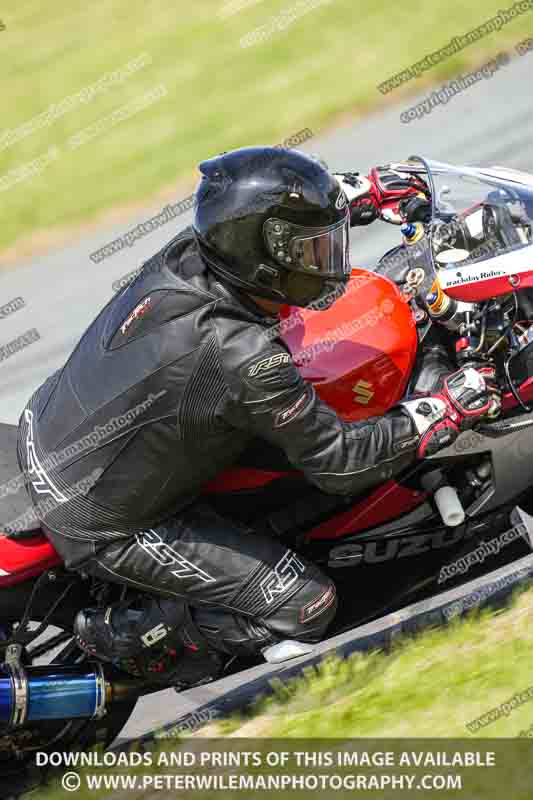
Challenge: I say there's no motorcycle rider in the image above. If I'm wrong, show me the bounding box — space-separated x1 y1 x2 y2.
17 147 495 685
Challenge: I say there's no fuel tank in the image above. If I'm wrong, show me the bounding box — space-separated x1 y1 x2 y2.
280 268 418 420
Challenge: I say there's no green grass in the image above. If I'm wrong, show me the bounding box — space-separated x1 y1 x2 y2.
214 586 533 739
1 0 532 260
38 586 533 798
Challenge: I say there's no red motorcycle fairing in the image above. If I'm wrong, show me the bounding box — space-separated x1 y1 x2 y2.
437 257 533 303
281 267 418 421
0 534 61 588
203 467 287 493
306 480 426 541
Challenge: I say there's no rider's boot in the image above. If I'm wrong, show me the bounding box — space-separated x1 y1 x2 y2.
74 595 223 687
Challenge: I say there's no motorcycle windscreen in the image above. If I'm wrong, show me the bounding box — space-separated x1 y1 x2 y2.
423 161 533 275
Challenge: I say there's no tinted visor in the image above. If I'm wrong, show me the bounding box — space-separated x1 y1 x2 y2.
264 215 350 280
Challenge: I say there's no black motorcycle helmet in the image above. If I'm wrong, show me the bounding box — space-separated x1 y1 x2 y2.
192 147 351 307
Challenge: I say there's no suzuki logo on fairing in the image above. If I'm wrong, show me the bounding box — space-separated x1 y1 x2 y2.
136 529 216 583
260 550 306 604
328 527 469 569
25 409 67 503
353 380 374 405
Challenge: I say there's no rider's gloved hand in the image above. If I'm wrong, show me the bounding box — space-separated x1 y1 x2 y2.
476 365 502 420
334 172 380 226
335 165 430 227
399 366 496 458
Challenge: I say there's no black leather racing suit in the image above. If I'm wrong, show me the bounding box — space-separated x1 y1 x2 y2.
17 227 420 664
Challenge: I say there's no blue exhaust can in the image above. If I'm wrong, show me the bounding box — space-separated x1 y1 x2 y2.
0 672 13 725
0 664 106 729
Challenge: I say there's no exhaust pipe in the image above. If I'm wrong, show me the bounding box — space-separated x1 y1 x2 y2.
0 638 144 730
0 654 142 730
0 663 107 729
